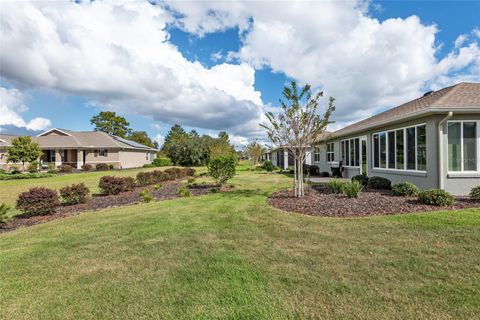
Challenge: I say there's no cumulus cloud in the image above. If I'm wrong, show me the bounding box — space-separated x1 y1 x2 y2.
0 87 51 131
0 1 264 138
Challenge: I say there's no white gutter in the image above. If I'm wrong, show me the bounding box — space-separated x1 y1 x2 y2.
438 112 453 190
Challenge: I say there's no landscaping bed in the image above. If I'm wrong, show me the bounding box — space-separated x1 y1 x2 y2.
268 185 480 217
1 181 217 233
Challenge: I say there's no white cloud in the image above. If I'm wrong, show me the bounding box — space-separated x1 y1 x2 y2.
0 1 264 138
155 134 165 148
0 86 52 131
454 34 468 48
210 50 223 62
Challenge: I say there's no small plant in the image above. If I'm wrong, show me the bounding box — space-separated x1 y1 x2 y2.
470 186 480 200
59 183 90 205
57 164 73 173
328 178 346 194
262 160 274 172
351 174 369 186
138 189 154 203
122 177 136 191
153 183 162 190
392 182 419 197
208 156 236 185
108 164 114 170
209 188 219 194
16 187 59 216
187 177 196 184
0 203 12 226
177 185 190 197
418 189 454 206
96 163 109 171
81 163 93 171
27 161 39 173
367 176 392 189
153 157 172 167
343 180 363 198
98 176 126 195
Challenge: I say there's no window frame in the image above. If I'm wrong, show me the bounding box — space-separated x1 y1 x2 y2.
447 120 480 173
326 142 335 163
340 137 361 168
314 146 321 163
372 123 427 172
98 149 107 157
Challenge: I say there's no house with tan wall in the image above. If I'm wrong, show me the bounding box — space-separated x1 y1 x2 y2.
0 128 157 170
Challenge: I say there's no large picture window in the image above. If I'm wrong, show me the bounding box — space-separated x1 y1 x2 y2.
326 143 335 162
373 124 426 171
341 137 360 167
448 121 478 172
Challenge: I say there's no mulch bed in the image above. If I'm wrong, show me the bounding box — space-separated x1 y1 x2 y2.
268 185 480 217
1 180 217 233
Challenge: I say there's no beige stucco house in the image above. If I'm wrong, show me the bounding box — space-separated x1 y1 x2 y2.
0 128 157 170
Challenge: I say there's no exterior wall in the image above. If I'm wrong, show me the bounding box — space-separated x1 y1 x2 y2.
118 149 153 169
84 149 121 168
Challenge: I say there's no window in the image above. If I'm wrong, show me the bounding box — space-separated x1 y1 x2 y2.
97 149 107 157
326 143 334 162
448 121 478 172
314 147 321 162
341 138 360 167
354 139 359 166
373 124 426 171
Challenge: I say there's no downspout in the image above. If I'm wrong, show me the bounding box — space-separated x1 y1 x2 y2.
438 112 453 190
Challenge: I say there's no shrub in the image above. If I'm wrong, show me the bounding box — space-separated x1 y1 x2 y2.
98 176 126 195
164 168 180 180
209 188 219 194
392 182 419 197
262 160 274 172
328 178 346 194
0 203 12 226
27 161 39 173
351 174 369 186
367 176 391 189
187 177 196 184
320 171 330 177
96 163 109 171
208 156 236 185
343 180 363 198
418 189 454 206
10 165 21 174
57 164 73 173
108 164 114 170
0 169 5 174
153 157 172 167
470 186 480 200
137 172 155 186
177 185 190 197
81 164 93 171
138 189 154 203
152 170 171 183
122 177 136 191
183 168 196 177
153 183 162 190
273 166 280 171
16 187 59 216
303 164 320 176
59 183 90 205
143 164 155 168
0 173 55 180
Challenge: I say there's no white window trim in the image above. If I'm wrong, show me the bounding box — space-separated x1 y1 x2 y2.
341 137 361 168
326 142 335 163
372 123 427 173
447 120 480 173
314 146 321 163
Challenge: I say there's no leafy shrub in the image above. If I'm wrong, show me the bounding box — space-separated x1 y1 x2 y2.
183 168 196 177
143 164 155 168
138 189 154 203
418 189 454 206
137 171 155 186
0 203 12 226
59 183 90 205
108 164 114 170
351 174 369 186
153 157 172 167
81 164 93 171
152 170 171 183
470 186 480 200
0 169 5 174
96 163 109 171
208 156 236 185
303 164 319 176
164 168 179 179
0 173 55 180
392 182 419 197
57 164 73 173
122 177 136 191
328 178 346 194
153 183 162 190
16 187 59 216
177 185 190 197
273 166 280 171
343 180 363 198
47 169 57 174
320 171 330 177
367 176 391 189
98 176 126 195
10 165 21 174
27 161 39 173
262 160 274 172
209 188 219 193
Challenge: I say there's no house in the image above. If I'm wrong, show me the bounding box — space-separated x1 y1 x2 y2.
0 128 157 170
312 82 480 195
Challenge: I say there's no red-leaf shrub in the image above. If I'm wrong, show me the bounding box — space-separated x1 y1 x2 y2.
183 168 196 177
81 164 93 171
165 168 181 179
152 170 171 183
99 176 126 195
96 163 109 171
122 177 136 191
59 183 90 205
57 164 73 173
16 187 59 216
136 172 155 186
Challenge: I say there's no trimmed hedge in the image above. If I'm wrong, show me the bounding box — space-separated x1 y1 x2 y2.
153 157 172 167
60 183 90 205
392 182 419 197
351 174 369 186
57 164 73 173
98 176 126 195
0 173 55 180
418 189 454 206
16 187 59 216
367 176 392 189
96 163 109 171
81 164 94 171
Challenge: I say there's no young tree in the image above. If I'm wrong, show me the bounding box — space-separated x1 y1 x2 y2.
7 136 43 171
90 111 131 137
261 81 335 197
208 156 236 186
244 141 264 167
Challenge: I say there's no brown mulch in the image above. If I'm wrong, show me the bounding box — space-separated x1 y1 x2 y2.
1 180 217 233
268 185 480 217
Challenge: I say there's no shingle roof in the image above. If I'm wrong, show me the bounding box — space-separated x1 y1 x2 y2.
333 82 480 137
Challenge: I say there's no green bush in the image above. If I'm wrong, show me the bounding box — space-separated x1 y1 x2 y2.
138 189 154 203
153 183 162 190
208 156 236 185
0 169 5 174
0 173 56 180
418 189 454 206
177 185 191 197
209 188 219 193
392 182 419 197
367 176 392 189
57 164 73 173
108 164 114 170
343 180 363 198
262 160 274 172
99 176 126 195
0 203 12 226
153 157 172 167
96 163 109 171
16 187 59 216
351 174 369 186
27 161 39 173
470 186 480 200
187 177 196 184
59 183 90 205
143 164 155 168
320 171 330 177
303 164 319 176
328 178 346 194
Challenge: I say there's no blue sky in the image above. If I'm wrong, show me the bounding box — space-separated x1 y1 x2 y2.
1 0 479 147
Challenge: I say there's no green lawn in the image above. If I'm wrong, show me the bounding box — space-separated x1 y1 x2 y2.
1 165 479 319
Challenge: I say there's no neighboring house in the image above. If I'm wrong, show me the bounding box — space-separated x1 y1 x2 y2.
312 82 480 195
0 128 157 170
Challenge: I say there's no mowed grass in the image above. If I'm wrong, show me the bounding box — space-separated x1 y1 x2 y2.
1 166 480 319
